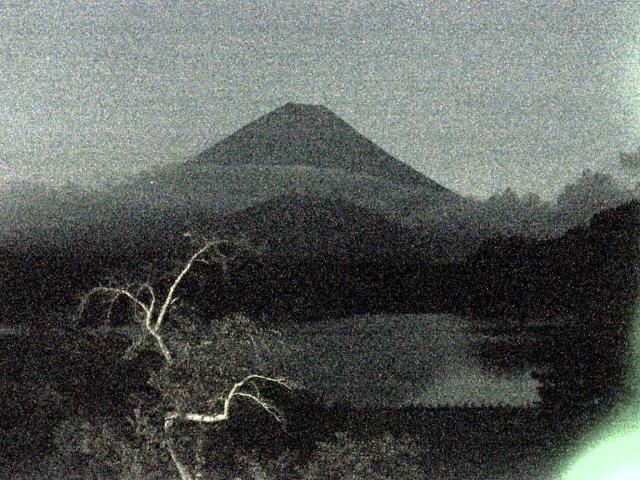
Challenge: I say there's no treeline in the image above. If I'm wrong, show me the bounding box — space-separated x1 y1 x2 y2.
460 169 636 239
1 195 637 339
183 199 639 325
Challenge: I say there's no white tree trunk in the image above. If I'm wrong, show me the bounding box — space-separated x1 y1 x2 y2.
78 239 290 480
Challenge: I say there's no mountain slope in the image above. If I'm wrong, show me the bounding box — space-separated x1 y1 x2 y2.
211 193 432 260
192 102 448 191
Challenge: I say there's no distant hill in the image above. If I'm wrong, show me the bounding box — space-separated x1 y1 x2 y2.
192 102 448 191
191 200 640 324
0 103 467 324
211 193 432 261
1 102 636 328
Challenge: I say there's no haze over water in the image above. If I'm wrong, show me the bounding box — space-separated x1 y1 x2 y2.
277 313 539 408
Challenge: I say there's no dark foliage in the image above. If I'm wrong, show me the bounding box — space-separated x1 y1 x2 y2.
470 201 639 410
0 327 160 465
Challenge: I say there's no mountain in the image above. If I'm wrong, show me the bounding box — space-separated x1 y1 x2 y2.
0 103 468 258
0 103 468 323
5 102 634 327
192 102 448 191
212 193 432 260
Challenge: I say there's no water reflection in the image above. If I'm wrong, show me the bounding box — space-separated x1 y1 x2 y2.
278 313 540 407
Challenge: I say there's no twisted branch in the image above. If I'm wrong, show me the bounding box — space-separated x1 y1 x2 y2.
78 236 292 480
162 374 291 480
77 239 228 364
164 374 291 428
155 239 227 331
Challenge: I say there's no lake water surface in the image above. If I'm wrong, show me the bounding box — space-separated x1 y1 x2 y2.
277 313 540 407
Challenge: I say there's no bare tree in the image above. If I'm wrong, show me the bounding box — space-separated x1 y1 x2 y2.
78 237 293 480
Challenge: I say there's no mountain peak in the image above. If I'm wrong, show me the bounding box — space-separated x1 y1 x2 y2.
279 102 330 112
192 103 451 191
252 102 338 130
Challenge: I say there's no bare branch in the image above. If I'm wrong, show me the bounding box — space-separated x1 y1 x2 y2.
224 374 291 416
165 411 227 427
105 291 121 321
78 286 150 321
154 239 227 331
77 236 295 480
210 241 229 273
164 375 291 429
164 437 194 480
135 282 156 308
219 374 290 426
148 327 173 363
235 392 285 425
144 283 156 319
234 374 292 393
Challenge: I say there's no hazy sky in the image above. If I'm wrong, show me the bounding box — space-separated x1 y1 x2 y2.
2 0 640 198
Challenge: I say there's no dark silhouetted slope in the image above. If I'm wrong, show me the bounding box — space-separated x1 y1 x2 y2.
213 193 431 260
462 200 639 409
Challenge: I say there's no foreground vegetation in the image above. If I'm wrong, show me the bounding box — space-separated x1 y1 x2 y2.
1 234 632 479
0 335 599 480
1 238 426 479
0 324 620 479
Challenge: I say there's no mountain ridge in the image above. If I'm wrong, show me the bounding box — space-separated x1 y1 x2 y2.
211 192 432 260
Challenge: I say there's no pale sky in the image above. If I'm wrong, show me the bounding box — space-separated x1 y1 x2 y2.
1 0 640 198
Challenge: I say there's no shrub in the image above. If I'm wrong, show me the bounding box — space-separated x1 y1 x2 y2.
301 432 426 480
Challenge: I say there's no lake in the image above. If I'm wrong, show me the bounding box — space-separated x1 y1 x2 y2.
276 313 540 408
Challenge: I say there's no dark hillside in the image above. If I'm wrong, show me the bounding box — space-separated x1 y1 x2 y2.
462 200 639 409
214 193 431 260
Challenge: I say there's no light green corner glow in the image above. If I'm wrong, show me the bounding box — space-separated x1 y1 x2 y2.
561 429 640 480
557 300 640 480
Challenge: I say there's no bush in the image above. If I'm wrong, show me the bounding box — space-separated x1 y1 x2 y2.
42 412 173 480
36 312 295 479
301 432 425 480
38 239 299 480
